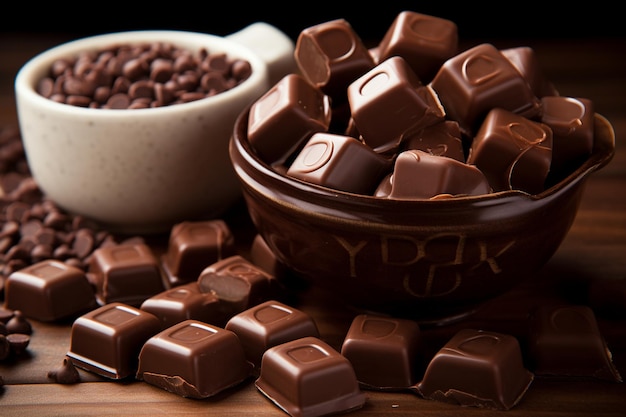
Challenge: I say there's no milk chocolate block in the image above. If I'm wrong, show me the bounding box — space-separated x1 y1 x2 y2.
347 56 445 153
161 220 236 286
256 336 366 417
67 302 161 379
140 282 223 329
341 314 422 390
402 120 465 162
467 108 553 194
430 43 542 135
88 243 166 307
295 19 375 106
376 150 491 199
528 305 622 382
136 320 253 398
286 132 392 195
225 300 320 370
4 259 97 322
197 255 274 317
377 11 458 83
247 73 332 165
415 329 533 410
501 46 559 98
540 96 594 177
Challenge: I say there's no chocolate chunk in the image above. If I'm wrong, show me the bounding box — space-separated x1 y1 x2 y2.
48 357 81 384
415 328 533 410
5 310 32 335
225 300 320 371
501 46 559 98
402 120 466 162
140 282 224 329
197 255 274 317
88 243 166 307
286 132 392 195
136 319 253 399
6 332 30 356
528 304 622 382
256 336 366 417
375 150 491 199
376 11 458 83
430 43 542 136
67 302 161 379
4 259 97 322
161 220 236 286
467 108 553 194
347 56 445 153
295 18 375 107
341 314 422 390
247 73 332 166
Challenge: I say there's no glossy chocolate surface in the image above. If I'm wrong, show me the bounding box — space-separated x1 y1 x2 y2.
256 336 366 417
67 302 161 379
341 314 422 390
402 120 465 162
415 328 534 410
137 319 253 398
4 259 96 322
225 299 319 370
501 46 559 98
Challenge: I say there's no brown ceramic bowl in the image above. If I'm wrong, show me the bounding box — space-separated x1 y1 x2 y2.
229 108 615 323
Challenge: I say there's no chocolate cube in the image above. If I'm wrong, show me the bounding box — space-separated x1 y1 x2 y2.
402 120 466 162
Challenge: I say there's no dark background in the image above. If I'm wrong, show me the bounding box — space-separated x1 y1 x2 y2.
2 2 624 42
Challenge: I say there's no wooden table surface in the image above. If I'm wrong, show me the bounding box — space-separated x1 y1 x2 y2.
0 33 625 417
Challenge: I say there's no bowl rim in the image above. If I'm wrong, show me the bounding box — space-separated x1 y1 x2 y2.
231 107 616 209
14 30 270 120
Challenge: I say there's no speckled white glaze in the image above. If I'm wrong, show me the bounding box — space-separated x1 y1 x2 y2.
15 23 295 234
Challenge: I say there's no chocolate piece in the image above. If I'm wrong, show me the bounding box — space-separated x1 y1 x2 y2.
430 43 542 135
402 120 466 162
225 300 320 370
341 314 422 390
88 243 166 307
377 11 458 83
528 304 622 382
67 302 161 379
136 319 253 398
5 310 32 335
256 336 366 417
501 46 559 98
467 108 553 194
0 334 9 360
197 255 274 316
415 328 533 410
161 220 236 286
376 150 491 199
347 56 445 153
247 73 332 166
540 96 594 177
6 332 30 356
286 132 392 195
4 259 97 322
140 282 223 329
48 357 81 384
295 19 375 107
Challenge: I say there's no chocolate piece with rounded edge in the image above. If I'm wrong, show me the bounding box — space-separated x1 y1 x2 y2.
348 56 445 153
341 314 422 390
414 328 533 410
4 259 97 322
295 18 375 107
528 304 622 382
137 319 253 399
225 299 320 371
256 336 366 417
140 282 223 329
377 11 458 83
402 120 466 162
286 132 392 195
67 302 161 379
430 43 542 136
247 73 331 166
161 219 236 286
467 108 553 194
501 46 559 98
88 243 166 307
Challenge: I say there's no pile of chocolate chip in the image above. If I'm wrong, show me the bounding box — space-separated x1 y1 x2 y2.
247 11 595 199
36 41 252 109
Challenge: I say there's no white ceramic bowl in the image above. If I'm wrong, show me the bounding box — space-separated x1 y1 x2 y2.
15 23 295 234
